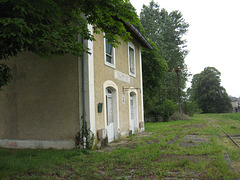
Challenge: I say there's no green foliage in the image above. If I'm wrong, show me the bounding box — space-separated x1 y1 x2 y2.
140 1 189 71
142 40 168 117
141 3 188 68
0 0 138 59
189 67 232 113
140 0 189 116
75 129 94 150
75 116 94 149
182 91 202 116
182 99 201 116
169 112 190 121
0 0 139 89
0 63 12 90
159 99 178 122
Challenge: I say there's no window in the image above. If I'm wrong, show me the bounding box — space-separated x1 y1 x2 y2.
129 47 135 74
104 37 115 68
128 42 136 76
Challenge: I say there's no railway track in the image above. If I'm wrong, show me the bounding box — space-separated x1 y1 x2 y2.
220 127 240 148
206 116 240 148
217 118 240 148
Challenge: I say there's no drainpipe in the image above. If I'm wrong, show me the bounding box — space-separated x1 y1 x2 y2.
78 34 87 149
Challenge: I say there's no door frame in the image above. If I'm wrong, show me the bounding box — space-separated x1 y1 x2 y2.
106 88 114 142
129 89 138 134
103 81 119 142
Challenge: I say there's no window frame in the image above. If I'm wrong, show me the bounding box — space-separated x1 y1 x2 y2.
128 42 136 77
104 36 116 69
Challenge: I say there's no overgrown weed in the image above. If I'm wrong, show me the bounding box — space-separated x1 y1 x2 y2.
0 114 239 179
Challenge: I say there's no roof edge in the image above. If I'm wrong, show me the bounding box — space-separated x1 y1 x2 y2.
123 22 153 50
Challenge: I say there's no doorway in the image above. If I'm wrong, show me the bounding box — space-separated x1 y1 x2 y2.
130 92 137 134
106 88 114 142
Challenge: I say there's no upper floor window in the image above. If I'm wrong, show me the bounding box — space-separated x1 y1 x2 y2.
104 37 115 68
128 42 136 76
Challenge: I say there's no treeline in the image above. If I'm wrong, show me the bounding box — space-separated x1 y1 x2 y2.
0 0 232 119
139 1 232 121
139 1 189 121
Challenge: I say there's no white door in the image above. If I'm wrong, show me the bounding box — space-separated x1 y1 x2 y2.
130 94 135 134
106 89 114 142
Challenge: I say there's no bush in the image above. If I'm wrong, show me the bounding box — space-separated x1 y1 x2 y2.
169 112 190 121
182 99 202 116
160 99 178 122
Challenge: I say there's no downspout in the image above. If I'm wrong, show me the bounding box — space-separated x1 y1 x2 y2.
78 34 87 149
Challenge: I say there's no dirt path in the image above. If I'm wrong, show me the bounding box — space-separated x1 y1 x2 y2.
97 131 153 152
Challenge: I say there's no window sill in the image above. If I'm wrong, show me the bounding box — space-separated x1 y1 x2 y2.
105 62 116 69
129 72 136 78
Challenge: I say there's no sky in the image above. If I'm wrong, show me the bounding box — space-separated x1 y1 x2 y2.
130 0 240 97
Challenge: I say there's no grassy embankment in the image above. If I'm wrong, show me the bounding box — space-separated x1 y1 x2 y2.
1 113 240 179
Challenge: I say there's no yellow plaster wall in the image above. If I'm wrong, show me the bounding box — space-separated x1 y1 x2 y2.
0 53 80 140
93 32 143 136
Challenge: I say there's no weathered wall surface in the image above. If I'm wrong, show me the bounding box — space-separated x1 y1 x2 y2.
93 32 143 137
0 53 80 141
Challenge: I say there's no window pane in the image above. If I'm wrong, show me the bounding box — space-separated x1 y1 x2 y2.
129 47 135 73
106 40 112 55
130 97 134 119
106 55 112 63
106 39 113 64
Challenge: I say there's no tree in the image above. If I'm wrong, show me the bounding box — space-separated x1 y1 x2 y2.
140 0 189 116
0 0 139 88
159 99 178 122
141 40 167 117
189 67 232 113
140 1 188 69
182 89 201 116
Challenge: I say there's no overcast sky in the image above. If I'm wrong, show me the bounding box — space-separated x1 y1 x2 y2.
130 0 240 97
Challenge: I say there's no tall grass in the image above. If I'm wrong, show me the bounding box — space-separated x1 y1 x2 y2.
0 114 239 179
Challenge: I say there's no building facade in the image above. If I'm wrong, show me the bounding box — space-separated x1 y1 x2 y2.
0 24 152 149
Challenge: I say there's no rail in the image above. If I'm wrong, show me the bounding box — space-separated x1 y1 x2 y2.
219 127 240 148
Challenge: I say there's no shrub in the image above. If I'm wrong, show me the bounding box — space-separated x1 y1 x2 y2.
182 99 202 116
169 112 190 121
160 99 178 122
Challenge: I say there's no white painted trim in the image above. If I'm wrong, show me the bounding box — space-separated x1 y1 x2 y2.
103 80 120 142
0 140 75 149
104 34 116 69
139 48 144 124
128 41 136 77
87 24 96 135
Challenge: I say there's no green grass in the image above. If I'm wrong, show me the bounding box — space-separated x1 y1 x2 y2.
207 113 240 135
0 114 239 179
210 113 240 121
0 149 84 178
